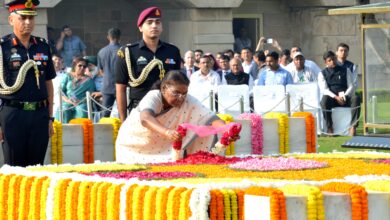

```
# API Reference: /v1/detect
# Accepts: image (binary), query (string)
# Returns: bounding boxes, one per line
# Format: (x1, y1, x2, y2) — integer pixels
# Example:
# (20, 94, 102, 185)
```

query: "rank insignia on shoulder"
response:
(39, 37, 47, 43)
(117, 49, 124, 59)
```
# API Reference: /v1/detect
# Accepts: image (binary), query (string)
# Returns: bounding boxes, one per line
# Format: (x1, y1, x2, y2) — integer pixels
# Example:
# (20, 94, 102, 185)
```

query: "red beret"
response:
(137, 7, 162, 27)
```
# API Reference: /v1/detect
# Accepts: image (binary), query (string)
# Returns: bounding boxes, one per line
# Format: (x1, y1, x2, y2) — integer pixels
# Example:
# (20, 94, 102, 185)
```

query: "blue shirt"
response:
(94, 75, 104, 92)
(97, 42, 120, 95)
(60, 36, 87, 67)
(257, 66, 294, 86)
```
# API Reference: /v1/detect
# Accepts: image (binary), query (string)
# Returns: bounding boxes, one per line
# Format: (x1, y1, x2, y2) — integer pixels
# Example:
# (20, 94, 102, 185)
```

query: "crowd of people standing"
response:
(49, 16, 361, 136)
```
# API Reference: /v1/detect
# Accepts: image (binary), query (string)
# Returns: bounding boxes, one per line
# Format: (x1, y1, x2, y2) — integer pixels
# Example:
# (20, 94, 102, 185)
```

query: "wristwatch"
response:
(49, 117, 55, 122)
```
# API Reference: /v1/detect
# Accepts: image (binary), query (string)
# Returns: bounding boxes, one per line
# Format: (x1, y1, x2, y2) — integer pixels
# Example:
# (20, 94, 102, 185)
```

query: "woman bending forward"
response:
(115, 70, 225, 163)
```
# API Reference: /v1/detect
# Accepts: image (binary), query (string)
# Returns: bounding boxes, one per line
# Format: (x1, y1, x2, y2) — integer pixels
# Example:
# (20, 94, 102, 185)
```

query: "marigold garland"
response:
(234, 190, 245, 220)
(90, 182, 104, 220)
(320, 182, 368, 220)
(51, 120, 63, 164)
(279, 184, 325, 220)
(40, 178, 51, 220)
(292, 112, 316, 153)
(155, 186, 174, 220)
(28, 176, 48, 220)
(209, 190, 218, 220)
(133, 185, 149, 220)
(98, 117, 121, 159)
(125, 184, 138, 220)
(107, 183, 124, 220)
(363, 180, 390, 192)
(54, 178, 72, 220)
(7, 175, 23, 220)
(221, 189, 232, 220)
(264, 112, 289, 154)
(69, 118, 94, 163)
(217, 113, 235, 155)
(245, 186, 287, 220)
(144, 186, 159, 220)
(229, 190, 238, 220)
(65, 181, 81, 220)
(216, 189, 225, 220)
(77, 181, 94, 220)
(96, 182, 112, 220)
(167, 187, 187, 220)
(238, 113, 263, 155)
(18, 176, 35, 220)
(0, 174, 14, 220)
(178, 188, 193, 220)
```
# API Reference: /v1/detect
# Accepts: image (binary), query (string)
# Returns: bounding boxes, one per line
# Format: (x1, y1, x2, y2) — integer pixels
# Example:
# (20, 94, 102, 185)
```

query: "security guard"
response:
(115, 6, 181, 122)
(0, 0, 56, 166)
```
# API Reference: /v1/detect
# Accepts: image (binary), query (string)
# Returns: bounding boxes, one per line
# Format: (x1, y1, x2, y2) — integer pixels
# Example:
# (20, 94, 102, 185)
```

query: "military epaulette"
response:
(36, 36, 47, 43)
(127, 43, 138, 48)
(31, 36, 47, 44)
(0, 35, 11, 45)
(117, 47, 125, 59)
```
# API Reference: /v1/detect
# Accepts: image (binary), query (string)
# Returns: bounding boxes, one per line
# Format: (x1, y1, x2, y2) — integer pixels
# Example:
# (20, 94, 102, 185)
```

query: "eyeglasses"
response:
(166, 87, 187, 99)
(77, 64, 87, 68)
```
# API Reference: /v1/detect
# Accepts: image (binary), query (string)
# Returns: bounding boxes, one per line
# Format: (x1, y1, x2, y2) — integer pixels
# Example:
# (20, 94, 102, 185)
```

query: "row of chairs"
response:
(189, 83, 320, 116)
(189, 83, 353, 135)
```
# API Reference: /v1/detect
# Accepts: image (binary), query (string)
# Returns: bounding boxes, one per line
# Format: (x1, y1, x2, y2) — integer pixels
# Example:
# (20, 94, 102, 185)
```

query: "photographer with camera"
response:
(255, 36, 282, 53)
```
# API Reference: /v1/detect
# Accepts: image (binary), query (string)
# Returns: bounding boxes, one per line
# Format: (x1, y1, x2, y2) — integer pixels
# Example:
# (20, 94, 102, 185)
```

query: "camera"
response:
(267, 38, 273, 44)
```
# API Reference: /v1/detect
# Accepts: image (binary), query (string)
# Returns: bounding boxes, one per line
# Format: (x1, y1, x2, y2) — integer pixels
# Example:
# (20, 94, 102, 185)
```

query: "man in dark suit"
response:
(181, 50, 199, 79)
(216, 55, 231, 84)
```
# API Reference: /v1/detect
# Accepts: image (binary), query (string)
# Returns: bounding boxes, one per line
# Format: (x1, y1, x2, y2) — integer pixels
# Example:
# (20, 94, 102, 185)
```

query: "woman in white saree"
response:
(116, 70, 225, 163)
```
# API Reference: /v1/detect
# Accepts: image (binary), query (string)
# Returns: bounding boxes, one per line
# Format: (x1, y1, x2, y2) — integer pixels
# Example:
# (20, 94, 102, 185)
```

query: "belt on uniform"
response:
(3, 99, 47, 111)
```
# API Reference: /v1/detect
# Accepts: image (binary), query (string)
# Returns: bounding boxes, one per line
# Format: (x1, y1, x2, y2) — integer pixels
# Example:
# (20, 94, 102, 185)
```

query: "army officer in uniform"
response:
(0, 0, 56, 166)
(115, 6, 181, 122)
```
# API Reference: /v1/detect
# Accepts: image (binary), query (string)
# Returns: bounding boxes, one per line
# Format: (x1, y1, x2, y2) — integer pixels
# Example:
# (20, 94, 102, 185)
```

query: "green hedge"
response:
(356, 89, 390, 103)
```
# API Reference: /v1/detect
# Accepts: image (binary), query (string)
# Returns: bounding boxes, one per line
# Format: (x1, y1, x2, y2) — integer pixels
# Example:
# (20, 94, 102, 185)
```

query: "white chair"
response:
(286, 83, 322, 134)
(188, 85, 214, 110)
(331, 107, 352, 136)
(286, 83, 320, 112)
(252, 85, 286, 115)
(217, 85, 250, 117)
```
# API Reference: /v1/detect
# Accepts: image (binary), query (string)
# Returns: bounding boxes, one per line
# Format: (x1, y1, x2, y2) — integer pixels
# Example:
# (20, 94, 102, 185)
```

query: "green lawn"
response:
(317, 109, 390, 152)
(318, 136, 355, 152)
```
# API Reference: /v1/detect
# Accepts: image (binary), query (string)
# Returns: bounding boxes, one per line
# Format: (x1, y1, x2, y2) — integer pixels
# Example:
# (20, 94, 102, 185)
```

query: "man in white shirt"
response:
(289, 52, 318, 83)
(286, 46, 321, 75)
(318, 51, 360, 136)
(336, 43, 362, 135)
(189, 55, 221, 92)
(241, 47, 258, 79)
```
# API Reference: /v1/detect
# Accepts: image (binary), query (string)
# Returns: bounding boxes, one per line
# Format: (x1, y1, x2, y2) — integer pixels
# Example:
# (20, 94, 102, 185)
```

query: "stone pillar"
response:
(191, 8, 235, 52)
(0, 0, 62, 38)
(168, 0, 243, 54)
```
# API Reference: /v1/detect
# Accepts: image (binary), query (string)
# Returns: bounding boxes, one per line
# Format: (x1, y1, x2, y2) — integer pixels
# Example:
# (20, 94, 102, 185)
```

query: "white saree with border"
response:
(116, 90, 217, 164)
